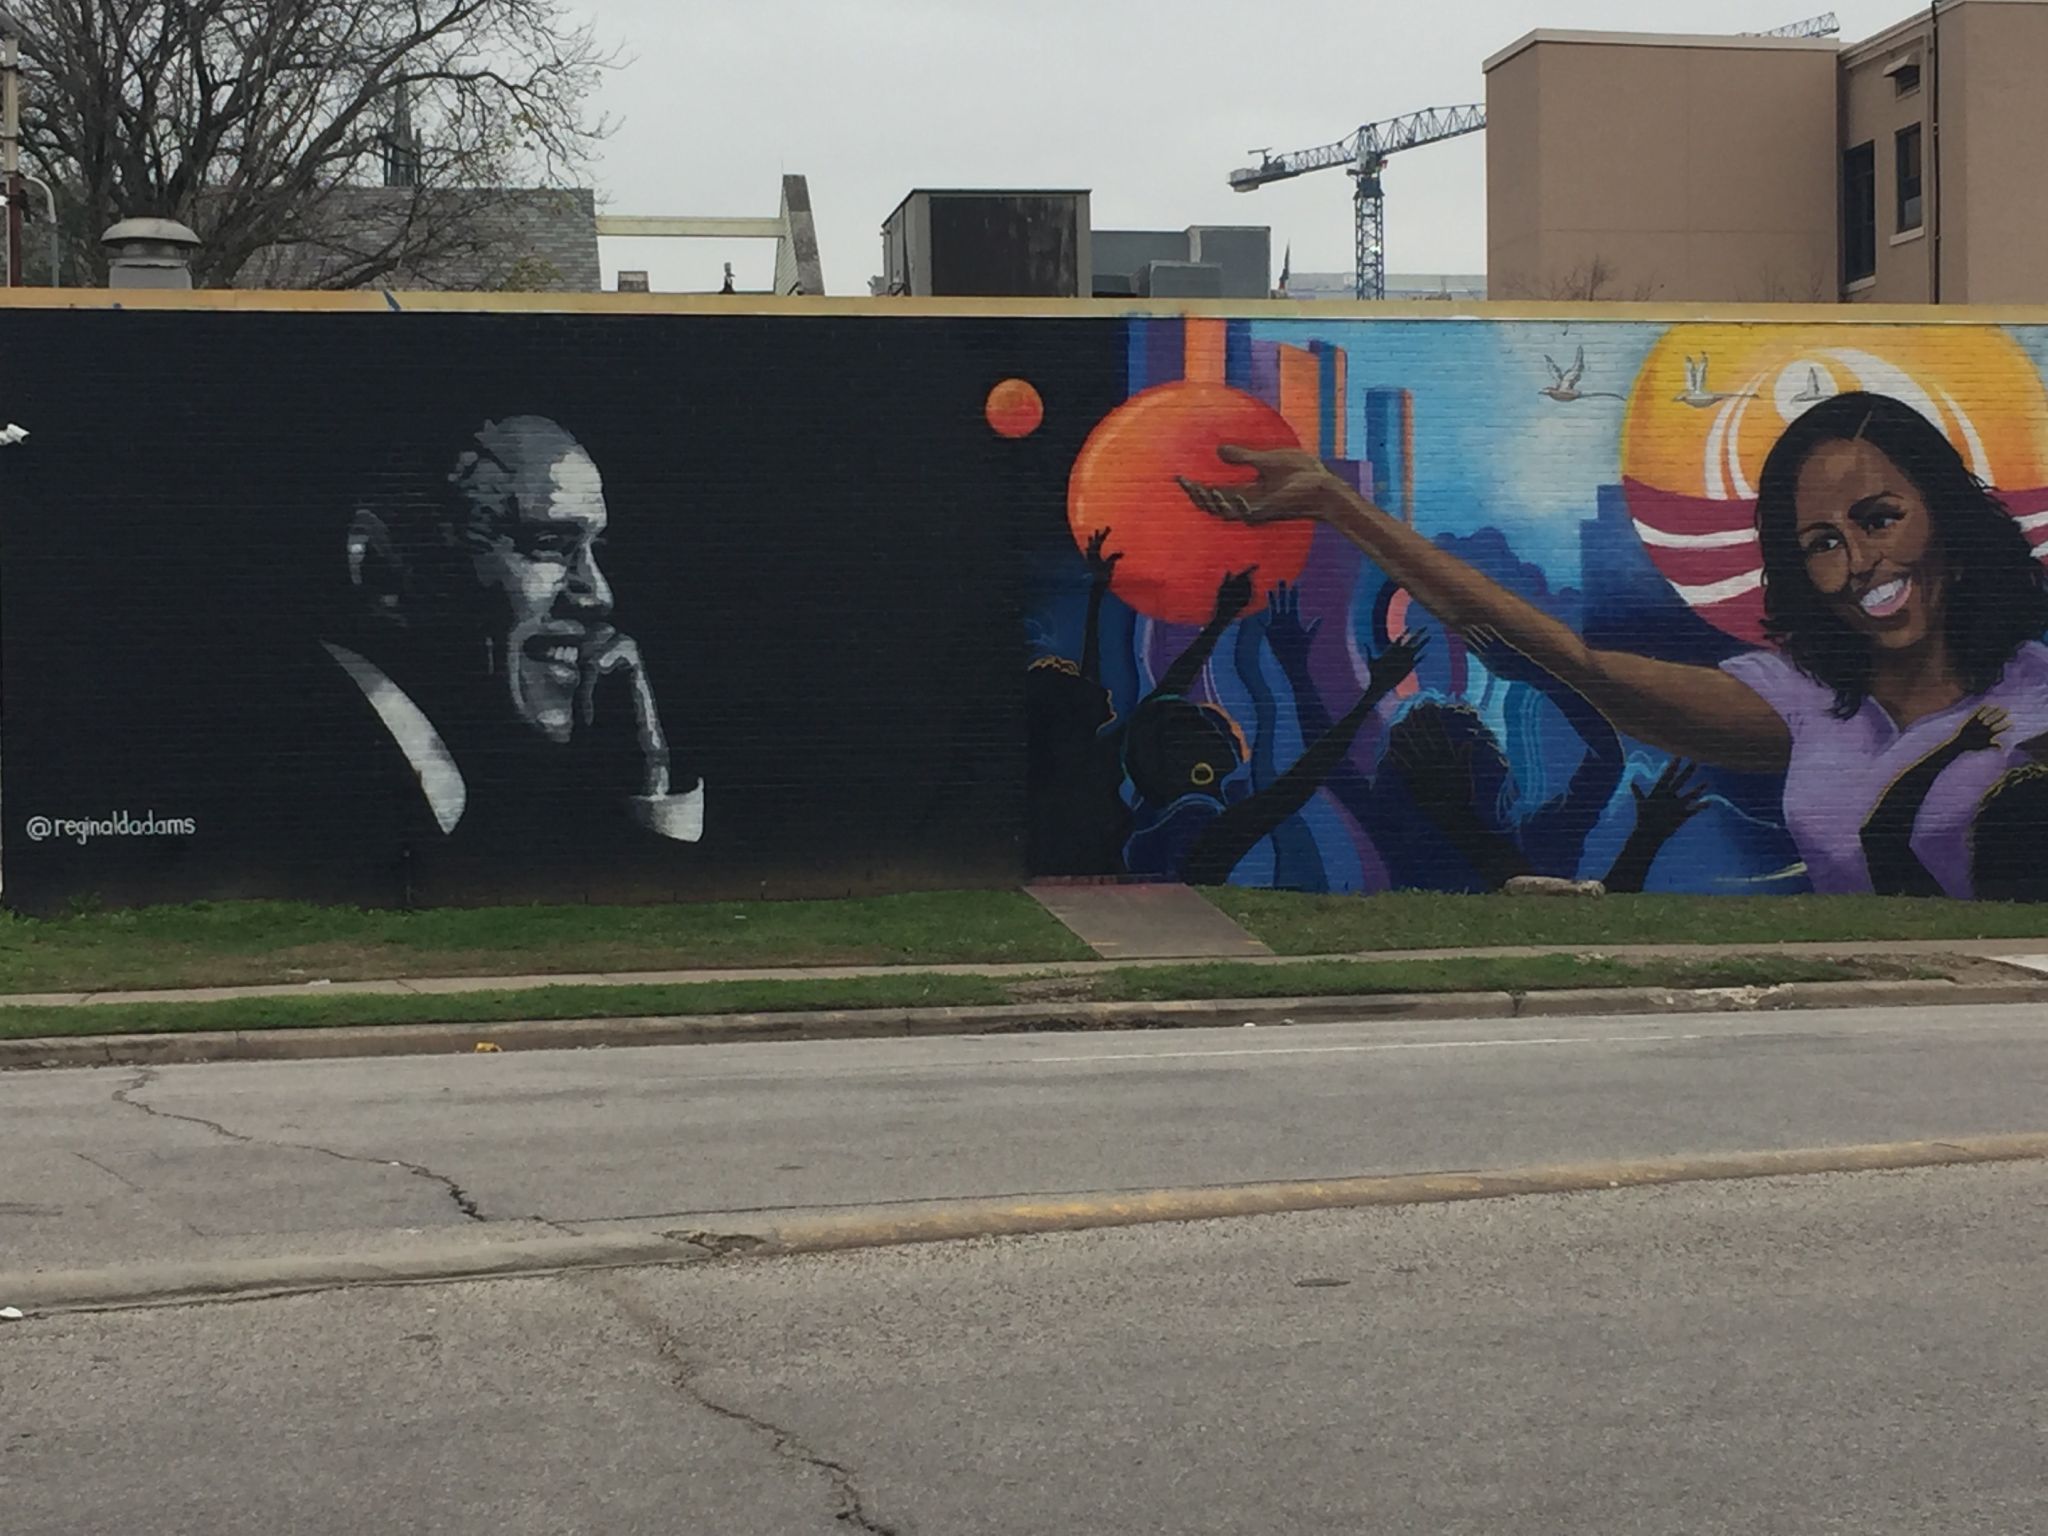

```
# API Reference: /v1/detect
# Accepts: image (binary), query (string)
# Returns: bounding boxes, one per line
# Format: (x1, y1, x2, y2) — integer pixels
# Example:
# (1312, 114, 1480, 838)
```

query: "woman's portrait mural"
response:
(1021, 316, 2048, 900)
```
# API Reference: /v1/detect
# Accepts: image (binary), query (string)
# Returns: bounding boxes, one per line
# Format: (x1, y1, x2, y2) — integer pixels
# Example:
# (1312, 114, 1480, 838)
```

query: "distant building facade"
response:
(872, 192, 1276, 299)
(1485, 0, 2048, 303)
(1092, 227, 1272, 299)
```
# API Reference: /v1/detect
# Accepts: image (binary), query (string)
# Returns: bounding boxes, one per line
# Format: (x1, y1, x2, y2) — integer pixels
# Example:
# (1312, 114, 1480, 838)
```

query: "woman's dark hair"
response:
(1754, 390, 2048, 717)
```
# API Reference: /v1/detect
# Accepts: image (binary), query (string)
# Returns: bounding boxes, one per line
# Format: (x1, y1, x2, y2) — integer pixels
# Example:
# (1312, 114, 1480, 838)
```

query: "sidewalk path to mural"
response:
(1024, 882, 1276, 959)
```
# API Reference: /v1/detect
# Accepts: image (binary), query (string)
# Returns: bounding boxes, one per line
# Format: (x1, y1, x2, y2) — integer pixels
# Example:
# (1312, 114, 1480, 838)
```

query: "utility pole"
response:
(2, 31, 20, 286)
(1929, 0, 1943, 304)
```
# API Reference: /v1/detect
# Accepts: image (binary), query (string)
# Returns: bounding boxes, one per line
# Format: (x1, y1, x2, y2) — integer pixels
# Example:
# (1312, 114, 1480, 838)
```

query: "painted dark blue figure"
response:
(1263, 588, 1706, 892)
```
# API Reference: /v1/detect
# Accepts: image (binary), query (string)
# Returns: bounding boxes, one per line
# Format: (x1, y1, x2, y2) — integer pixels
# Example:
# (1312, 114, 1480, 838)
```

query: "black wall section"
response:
(0, 309, 1123, 912)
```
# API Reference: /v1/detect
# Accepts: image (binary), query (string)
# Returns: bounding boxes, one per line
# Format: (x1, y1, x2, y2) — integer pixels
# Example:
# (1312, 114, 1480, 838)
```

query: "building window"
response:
(1897, 124, 1924, 232)
(1843, 141, 1877, 283)
(1893, 62, 1921, 95)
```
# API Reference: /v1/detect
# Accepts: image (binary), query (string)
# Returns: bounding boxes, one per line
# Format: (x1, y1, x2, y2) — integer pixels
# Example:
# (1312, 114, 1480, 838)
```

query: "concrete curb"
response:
(1, 976, 2044, 1071)
(1, 1231, 710, 1313)
(9, 1131, 2048, 1314)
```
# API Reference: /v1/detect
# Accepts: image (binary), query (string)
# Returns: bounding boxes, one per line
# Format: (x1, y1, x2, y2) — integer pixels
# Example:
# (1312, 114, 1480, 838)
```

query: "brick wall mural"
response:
(0, 306, 1114, 912)
(1021, 314, 2048, 901)
(3, 300, 2045, 909)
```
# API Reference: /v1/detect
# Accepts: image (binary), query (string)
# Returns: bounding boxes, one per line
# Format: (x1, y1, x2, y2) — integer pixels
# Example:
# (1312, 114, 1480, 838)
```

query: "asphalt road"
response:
(6, 1001, 2048, 1271)
(8, 1163, 2046, 1535)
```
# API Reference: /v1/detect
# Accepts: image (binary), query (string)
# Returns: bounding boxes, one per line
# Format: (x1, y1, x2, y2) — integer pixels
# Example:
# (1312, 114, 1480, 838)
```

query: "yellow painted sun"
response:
(1622, 324, 2048, 500)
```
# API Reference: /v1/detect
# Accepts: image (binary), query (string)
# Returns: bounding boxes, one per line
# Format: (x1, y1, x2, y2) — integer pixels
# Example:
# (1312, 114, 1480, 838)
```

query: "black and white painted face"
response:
(459, 432, 616, 743)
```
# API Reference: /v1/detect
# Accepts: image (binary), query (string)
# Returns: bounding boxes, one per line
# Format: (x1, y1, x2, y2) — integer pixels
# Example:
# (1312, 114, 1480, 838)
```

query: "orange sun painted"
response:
(986, 378, 1045, 439)
(1623, 324, 2048, 498)
(1619, 324, 2048, 643)
(1067, 381, 1314, 625)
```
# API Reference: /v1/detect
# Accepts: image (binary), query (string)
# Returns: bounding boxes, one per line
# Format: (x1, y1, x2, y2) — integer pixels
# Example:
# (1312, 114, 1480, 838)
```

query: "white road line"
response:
(1025, 1033, 1692, 1066)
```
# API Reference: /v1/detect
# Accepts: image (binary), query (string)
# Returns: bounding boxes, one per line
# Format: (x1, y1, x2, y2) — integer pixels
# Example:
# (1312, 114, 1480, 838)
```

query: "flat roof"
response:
(1484, 27, 1838, 73)
(884, 188, 1091, 223)
(1834, 0, 2047, 66)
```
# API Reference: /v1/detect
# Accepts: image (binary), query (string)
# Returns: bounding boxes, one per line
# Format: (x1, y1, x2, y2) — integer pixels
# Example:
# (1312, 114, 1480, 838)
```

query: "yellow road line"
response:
(11, 1134, 2048, 1314)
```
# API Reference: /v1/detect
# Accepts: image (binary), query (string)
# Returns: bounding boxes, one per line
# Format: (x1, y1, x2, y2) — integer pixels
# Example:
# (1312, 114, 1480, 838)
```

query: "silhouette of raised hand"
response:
(1954, 706, 2009, 755)
(1260, 581, 1321, 671)
(1464, 623, 1547, 687)
(1212, 565, 1258, 624)
(1084, 526, 1123, 582)
(1369, 629, 1429, 696)
(1630, 757, 1709, 844)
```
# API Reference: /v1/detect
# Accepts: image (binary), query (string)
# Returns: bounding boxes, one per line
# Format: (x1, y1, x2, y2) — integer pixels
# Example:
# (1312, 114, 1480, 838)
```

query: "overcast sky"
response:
(579, 0, 1918, 294)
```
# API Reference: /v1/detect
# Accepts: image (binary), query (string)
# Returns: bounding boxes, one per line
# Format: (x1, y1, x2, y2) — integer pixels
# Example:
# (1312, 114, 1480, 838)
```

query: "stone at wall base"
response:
(1503, 876, 1607, 898)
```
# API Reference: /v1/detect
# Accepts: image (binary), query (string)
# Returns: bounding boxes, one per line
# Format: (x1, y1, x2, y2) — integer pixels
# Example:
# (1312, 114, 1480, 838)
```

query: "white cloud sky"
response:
(576, 0, 1920, 294)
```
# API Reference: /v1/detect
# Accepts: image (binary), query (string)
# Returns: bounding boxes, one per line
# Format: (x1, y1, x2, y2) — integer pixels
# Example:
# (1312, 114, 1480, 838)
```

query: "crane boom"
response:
(1228, 104, 1486, 192)
(1743, 12, 1839, 39)
(1227, 104, 1486, 301)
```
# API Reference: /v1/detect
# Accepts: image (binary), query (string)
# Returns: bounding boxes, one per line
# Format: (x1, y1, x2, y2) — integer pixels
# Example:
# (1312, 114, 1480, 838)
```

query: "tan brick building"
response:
(1485, 0, 2048, 304)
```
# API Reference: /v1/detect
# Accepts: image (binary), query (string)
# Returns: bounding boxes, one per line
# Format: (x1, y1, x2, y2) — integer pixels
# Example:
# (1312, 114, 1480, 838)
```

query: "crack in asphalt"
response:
(73, 1149, 148, 1195)
(112, 1068, 487, 1223)
(589, 1273, 900, 1535)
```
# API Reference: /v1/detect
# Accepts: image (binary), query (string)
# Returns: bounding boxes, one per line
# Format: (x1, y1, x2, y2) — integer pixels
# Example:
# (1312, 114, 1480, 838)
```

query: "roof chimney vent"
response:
(101, 218, 201, 289)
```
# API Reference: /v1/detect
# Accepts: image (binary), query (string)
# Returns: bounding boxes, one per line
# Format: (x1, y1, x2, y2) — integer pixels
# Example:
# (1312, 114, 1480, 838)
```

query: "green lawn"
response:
(0, 891, 1090, 995)
(0, 953, 1926, 1042)
(0, 887, 2026, 1002)
(1206, 890, 2048, 956)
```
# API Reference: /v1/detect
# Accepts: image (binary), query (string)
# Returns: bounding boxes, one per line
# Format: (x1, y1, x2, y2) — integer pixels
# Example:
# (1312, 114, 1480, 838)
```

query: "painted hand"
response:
(1260, 581, 1321, 670)
(1463, 623, 1547, 687)
(1084, 526, 1123, 581)
(1954, 706, 2009, 755)
(578, 630, 672, 799)
(1630, 758, 1710, 843)
(1212, 565, 1259, 624)
(1176, 445, 1356, 526)
(1370, 629, 1429, 695)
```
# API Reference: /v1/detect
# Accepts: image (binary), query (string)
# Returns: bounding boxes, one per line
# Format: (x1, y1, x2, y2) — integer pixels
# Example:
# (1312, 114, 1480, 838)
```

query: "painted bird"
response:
(1675, 355, 1755, 409)
(1540, 346, 1623, 403)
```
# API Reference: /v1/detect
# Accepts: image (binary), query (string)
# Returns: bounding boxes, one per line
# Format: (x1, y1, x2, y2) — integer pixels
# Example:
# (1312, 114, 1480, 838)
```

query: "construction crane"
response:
(1229, 105, 1485, 301)
(1743, 12, 1840, 39)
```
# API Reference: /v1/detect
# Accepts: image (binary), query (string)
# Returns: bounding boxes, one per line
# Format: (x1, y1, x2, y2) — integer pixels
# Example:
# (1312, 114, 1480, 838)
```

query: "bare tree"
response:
(1747, 263, 1832, 303)
(1490, 256, 1663, 303)
(1541, 256, 1664, 303)
(8, 0, 614, 288)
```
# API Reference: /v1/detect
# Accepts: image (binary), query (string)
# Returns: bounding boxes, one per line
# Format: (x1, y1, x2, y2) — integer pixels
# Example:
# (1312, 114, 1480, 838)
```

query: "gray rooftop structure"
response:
(1093, 225, 1272, 298)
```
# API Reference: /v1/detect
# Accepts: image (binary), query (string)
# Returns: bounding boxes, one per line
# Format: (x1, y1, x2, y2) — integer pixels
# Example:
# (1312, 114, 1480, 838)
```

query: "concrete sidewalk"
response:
(5, 935, 2047, 1010)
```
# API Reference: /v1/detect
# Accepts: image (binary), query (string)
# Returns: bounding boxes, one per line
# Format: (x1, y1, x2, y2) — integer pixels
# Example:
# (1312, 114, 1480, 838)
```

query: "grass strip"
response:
(1207, 890, 2048, 956)
(0, 973, 1018, 1040)
(0, 954, 1930, 1042)
(0, 890, 1091, 993)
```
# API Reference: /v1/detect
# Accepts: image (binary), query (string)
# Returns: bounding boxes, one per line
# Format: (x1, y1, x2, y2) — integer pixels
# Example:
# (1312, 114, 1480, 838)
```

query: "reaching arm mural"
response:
(1021, 314, 2048, 902)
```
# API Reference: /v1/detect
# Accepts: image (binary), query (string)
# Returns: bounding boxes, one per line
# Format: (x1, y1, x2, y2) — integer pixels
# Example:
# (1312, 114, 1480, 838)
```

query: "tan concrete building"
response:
(1485, 0, 2048, 304)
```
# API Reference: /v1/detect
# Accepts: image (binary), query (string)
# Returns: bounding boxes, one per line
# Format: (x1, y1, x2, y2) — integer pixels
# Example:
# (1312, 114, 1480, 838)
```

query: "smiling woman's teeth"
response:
(535, 644, 579, 667)
(1860, 577, 1911, 617)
